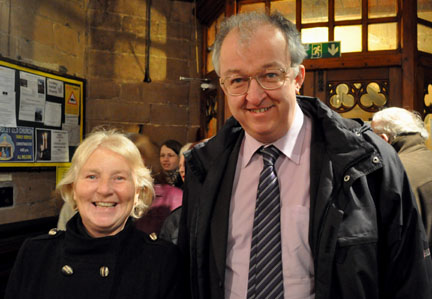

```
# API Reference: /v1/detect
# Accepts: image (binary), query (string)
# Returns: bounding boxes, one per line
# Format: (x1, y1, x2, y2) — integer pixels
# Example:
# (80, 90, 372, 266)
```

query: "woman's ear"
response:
(134, 187, 142, 205)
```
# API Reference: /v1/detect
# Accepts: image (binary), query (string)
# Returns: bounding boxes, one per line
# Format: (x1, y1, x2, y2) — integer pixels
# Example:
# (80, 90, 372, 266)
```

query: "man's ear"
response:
(295, 65, 305, 94)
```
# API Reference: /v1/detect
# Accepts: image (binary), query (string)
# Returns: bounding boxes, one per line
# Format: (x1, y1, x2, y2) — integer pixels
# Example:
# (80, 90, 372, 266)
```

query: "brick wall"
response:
(0, 0, 202, 225)
(86, 0, 202, 144)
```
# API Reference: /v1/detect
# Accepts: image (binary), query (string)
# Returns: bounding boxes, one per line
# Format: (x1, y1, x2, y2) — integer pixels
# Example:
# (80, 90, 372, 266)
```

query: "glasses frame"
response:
(219, 67, 294, 96)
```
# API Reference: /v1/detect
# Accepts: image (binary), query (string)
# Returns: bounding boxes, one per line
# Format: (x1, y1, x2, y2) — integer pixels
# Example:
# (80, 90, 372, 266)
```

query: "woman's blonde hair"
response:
(56, 129, 154, 218)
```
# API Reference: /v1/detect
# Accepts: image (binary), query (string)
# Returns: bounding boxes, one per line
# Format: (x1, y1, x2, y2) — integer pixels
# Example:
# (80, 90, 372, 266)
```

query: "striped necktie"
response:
(247, 145, 284, 299)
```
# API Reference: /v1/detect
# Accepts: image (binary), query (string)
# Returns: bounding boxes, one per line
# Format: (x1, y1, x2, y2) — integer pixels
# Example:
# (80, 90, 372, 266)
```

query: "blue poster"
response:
(0, 126, 34, 162)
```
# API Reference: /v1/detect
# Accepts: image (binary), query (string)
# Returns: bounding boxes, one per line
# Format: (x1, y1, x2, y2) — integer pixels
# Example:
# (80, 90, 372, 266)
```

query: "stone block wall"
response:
(0, 0, 202, 225)
(86, 0, 202, 145)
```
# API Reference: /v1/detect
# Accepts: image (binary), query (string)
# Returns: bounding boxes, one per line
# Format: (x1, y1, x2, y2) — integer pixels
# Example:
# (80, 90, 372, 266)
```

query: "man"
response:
(178, 12, 432, 299)
(372, 107, 432, 248)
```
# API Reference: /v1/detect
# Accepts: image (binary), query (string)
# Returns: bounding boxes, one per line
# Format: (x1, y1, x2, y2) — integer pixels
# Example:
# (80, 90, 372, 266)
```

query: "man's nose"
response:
(245, 78, 266, 106)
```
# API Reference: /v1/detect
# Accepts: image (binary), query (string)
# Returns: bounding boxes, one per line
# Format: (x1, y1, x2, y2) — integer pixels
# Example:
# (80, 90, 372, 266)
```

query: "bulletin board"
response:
(0, 57, 85, 167)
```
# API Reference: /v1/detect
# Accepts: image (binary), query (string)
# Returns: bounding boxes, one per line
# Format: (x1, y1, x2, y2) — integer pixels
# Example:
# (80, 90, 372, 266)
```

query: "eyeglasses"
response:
(219, 68, 293, 96)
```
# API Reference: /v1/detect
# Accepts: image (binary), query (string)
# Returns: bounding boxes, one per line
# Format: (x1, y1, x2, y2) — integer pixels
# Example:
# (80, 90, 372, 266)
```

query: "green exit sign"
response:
(305, 41, 341, 59)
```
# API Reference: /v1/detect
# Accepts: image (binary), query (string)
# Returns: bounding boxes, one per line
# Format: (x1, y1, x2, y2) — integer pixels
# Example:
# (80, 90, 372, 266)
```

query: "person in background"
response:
(178, 142, 193, 182)
(159, 142, 194, 244)
(57, 198, 76, 230)
(160, 139, 183, 188)
(372, 107, 432, 248)
(178, 11, 432, 299)
(130, 133, 183, 235)
(6, 129, 184, 299)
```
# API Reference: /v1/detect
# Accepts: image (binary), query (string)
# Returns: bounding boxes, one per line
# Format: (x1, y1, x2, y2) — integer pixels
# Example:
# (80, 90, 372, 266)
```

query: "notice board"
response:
(0, 57, 85, 167)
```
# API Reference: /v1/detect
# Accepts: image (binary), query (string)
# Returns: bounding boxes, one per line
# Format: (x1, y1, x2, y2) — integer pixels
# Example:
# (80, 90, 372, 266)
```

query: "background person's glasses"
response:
(219, 68, 293, 96)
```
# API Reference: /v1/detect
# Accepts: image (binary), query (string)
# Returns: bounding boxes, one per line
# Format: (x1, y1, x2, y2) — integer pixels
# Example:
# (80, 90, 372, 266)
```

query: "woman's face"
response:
(73, 147, 138, 238)
(179, 154, 185, 182)
(160, 145, 179, 171)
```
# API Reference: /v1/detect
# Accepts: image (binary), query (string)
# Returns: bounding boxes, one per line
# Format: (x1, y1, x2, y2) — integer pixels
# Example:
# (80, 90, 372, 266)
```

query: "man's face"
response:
(219, 25, 305, 144)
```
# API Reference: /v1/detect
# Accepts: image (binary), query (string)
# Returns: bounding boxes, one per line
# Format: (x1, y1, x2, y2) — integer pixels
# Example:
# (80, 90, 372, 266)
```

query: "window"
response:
(270, 0, 296, 23)
(418, 0, 432, 54)
(335, 25, 363, 52)
(335, 0, 362, 21)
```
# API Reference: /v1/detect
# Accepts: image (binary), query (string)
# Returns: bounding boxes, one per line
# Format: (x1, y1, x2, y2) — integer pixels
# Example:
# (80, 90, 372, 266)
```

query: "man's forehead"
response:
(219, 26, 290, 76)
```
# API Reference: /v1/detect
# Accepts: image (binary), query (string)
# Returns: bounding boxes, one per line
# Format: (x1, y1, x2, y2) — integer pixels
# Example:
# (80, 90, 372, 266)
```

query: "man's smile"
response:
(247, 105, 275, 113)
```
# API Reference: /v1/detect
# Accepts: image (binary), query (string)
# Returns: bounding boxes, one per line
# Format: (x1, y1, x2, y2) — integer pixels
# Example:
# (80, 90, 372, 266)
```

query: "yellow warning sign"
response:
(65, 84, 80, 115)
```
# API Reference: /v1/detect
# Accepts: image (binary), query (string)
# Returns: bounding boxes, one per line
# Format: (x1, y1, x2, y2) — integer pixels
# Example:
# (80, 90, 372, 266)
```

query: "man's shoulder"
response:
(186, 117, 244, 170)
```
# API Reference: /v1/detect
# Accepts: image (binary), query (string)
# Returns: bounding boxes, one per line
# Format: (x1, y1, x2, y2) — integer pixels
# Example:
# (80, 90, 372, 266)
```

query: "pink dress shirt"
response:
(225, 103, 314, 299)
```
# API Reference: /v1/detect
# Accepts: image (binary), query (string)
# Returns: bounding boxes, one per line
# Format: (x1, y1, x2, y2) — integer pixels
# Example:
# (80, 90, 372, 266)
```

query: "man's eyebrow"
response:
(262, 62, 284, 69)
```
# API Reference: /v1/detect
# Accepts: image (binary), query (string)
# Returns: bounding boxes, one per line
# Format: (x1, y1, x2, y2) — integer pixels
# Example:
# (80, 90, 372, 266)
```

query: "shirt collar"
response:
(242, 102, 306, 167)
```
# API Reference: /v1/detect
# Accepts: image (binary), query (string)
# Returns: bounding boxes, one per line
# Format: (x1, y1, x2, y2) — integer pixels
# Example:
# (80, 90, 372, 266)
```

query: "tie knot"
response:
(259, 145, 280, 166)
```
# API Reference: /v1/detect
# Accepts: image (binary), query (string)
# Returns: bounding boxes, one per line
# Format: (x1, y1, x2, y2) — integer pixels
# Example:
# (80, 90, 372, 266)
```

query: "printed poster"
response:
(0, 66, 15, 93)
(36, 129, 69, 162)
(0, 126, 34, 162)
(19, 71, 46, 123)
(0, 91, 17, 127)
(47, 78, 64, 98)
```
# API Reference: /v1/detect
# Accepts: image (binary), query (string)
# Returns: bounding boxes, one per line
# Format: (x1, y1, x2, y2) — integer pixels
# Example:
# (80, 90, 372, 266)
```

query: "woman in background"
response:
(130, 134, 183, 235)
(6, 130, 184, 299)
(159, 139, 183, 188)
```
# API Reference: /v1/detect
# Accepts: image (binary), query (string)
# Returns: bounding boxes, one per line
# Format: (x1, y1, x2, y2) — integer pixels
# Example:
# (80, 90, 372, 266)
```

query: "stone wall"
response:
(86, 0, 202, 143)
(0, 0, 202, 225)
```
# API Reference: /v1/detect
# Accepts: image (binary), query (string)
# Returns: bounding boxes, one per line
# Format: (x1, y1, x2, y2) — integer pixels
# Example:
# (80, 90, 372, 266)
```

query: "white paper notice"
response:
(62, 122, 80, 146)
(64, 114, 79, 125)
(47, 78, 64, 97)
(0, 91, 17, 127)
(51, 130, 69, 162)
(0, 66, 15, 92)
(19, 72, 46, 122)
(44, 101, 62, 127)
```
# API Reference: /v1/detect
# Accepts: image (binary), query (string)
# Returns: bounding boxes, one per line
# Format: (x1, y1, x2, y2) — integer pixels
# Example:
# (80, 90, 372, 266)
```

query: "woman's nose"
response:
(97, 178, 113, 194)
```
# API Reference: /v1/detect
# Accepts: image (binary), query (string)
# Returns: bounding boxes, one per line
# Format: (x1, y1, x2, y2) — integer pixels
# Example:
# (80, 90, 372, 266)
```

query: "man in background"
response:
(372, 107, 432, 248)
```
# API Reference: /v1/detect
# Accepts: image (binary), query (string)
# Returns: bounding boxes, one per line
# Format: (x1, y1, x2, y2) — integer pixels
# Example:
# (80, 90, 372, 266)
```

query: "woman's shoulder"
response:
(26, 228, 65, 245)
(14, 228, 65, 265)
(130, 227, 180, 254)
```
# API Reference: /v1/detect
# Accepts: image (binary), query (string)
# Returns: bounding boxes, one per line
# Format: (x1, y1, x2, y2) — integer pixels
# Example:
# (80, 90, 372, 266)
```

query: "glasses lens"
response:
(226, 76, 249, 95)
(257, 69, 285, 89)
(222, 69, 288, 95)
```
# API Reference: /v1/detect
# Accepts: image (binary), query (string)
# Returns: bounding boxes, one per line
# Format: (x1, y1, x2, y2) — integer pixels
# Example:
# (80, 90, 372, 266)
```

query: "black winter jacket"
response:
(6, 213, 185, 299)
(178, 96, 432, 299)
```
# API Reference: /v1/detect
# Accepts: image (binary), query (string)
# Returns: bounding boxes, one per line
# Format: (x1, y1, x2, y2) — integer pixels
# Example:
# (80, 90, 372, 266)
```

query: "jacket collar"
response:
(391, 133, 427, 153)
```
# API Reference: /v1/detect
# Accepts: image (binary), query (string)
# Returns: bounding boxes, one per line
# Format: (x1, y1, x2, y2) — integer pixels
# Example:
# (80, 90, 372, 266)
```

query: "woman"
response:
(159, 142, 192, 244)
(159, 139, 183, 188)
(128, 133, 183, 235)
(6, 130, 184, 299)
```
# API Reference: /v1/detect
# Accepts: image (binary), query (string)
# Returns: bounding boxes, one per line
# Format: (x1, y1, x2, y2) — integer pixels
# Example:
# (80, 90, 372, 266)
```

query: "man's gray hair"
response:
(212, 11, 307, 75)
(372, 107, 429, 141)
